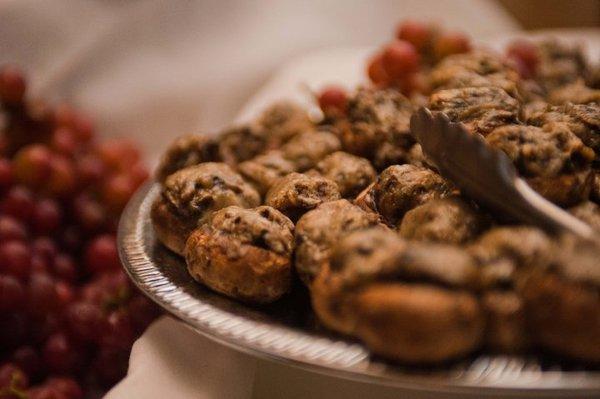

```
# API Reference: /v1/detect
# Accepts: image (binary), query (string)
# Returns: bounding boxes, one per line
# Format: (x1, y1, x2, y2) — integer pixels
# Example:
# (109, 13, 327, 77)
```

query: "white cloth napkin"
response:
(106, 316, 480, 399)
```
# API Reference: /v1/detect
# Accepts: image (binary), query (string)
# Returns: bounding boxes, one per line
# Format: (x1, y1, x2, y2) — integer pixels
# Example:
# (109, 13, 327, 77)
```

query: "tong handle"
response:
(410, 107, 594, 239)
(513, 179, 594, 239)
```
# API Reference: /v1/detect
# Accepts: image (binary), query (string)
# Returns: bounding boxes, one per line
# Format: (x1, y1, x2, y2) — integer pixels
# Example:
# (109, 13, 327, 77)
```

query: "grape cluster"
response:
(366, 20, 471, 95)
(0, 65, 160, 398)
(505, 40, 540, 79)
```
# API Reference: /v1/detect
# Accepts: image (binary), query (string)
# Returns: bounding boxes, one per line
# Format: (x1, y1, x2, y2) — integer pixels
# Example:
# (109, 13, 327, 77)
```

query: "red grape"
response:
(43, 155, 76, 197)
(0, 158, 13, 191)
(0, 67, 154, 398)
(54, 103, 76, 127)
(81, 271, 130, 306)
(1, 186, 35, 222)
(130, 162, 149, 186)
(55, 281, 75, 308)
(92, 346, 128, 386)
(0, 65, 26, 104)
(66, 302, 104, 342)
(28, 385, 67, 399)
(84, 235, 120, 274)
(0, 275, 25, 311)
(0, 313, 28, 350)
(507, 39, 539, 78)
(507, 56, 528, 79)
(71, 114, 94, 143)
(97, 139, 140, 171)
(382, 40, 420, 79)
(395, 72, 428, 96)
(29, 314, 61, 346)
(0, 216, 27, 242)
(12, 144, 52, 189)
(396, 20, 433, 50)
(59, 227, 83, 253)
(0, 363, 28, 390)
(52, 254, 77, 283)
(76, 155, 106, 186)
(42, 333, 79, 374)
(32, 199, 62, 235)
(102, 173, 136, 214)
(128, 296, 159, 332)
(367, 53, 390, 86)
(0, 241, 32, 280)
(46, 377, 83, 399)
(27, 273, 58, 316)
(51, 128, 78, 156)
(11, 346, 42, 378)
(32, 237, 58, 269)
(317, 86, 347, 115)
(72, 194, 106, 233)
(102, 310, 135, 349)
(0, 136, 8, 156)
(31, 237, 58, 264)
(434, 31, 471, 60)
(31, 255, 50, 274)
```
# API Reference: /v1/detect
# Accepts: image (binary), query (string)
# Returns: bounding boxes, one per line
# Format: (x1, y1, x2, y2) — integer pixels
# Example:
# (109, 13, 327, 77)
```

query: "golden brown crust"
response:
(152, 163, 261, 255)
(332, 87, 414, 161)
(569, 201, 600, 231)
(520, 271, 600, 362)
(313, 151, 376, 198)
(535, 40, 588, 92)
(353, 283, 484, 363)
(469, 226, 553, 290)
(353, 182, 378, 214)
(399, 197, 488, 244)
(428, 86, 519, 136)
(428, 50, 520, 97)
(218, 125, 269, 166)
(525, 103, 600, 156)
(280, 130, 341, 172)
(265, 172, 341, 221)
(486, 123, 594, 206)
(312, 228, 483, 363)
(482, 291, 529, 353)
(591, 172, 600, 204)
(526, 168, 592, 207)
(238, 150, 297, 196)
(155, 134, 219, 182)
(548, 79, 600, 105)
(294, 200, 380, 285)
(186, 231, 291, 303)
(150, 196, 192, 255)
(256, 101, 314, 147)
(373, 164, 453, 226)
(185, 206, 294, 303)
(311, 263, 358, 335)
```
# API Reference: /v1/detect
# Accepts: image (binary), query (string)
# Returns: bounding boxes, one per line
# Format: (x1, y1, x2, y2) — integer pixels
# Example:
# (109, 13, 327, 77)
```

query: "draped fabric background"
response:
(0, 0, 518, 161)
(0, 1, 525, 397)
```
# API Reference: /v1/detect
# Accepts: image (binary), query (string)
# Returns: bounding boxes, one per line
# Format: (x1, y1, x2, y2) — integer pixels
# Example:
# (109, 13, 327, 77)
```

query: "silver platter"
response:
(118, 182, 600, 397)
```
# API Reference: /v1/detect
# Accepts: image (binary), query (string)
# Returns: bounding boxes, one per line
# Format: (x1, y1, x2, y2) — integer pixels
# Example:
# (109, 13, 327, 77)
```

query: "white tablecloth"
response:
(106, 316, 478, 399)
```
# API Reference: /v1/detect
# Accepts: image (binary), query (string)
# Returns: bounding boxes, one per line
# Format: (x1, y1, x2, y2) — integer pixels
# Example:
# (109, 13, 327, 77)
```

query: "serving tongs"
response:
(410, 107, 594, 239)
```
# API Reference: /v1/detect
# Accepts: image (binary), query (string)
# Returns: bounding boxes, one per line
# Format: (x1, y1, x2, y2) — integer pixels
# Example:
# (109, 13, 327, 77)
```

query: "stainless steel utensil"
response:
(409, 107, 594, 239)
